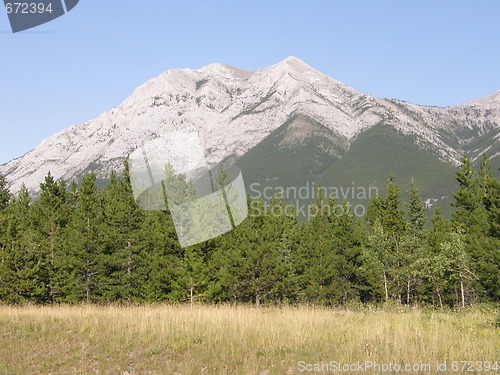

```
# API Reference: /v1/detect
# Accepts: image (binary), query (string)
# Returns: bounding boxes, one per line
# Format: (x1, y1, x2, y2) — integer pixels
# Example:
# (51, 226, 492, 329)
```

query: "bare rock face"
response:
(1, 57, 498, 194)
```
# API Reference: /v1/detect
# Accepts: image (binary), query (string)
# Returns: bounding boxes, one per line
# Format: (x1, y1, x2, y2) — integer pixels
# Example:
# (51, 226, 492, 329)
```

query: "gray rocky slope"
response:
(1, 57, 498, 193)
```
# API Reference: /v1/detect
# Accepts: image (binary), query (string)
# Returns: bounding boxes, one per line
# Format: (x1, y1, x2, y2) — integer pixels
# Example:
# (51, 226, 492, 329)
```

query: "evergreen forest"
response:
(0, 154, 498, 308)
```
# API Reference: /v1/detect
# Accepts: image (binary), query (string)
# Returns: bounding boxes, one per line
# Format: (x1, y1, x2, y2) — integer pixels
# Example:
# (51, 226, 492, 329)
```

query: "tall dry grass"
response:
(0, 304, 498, 374)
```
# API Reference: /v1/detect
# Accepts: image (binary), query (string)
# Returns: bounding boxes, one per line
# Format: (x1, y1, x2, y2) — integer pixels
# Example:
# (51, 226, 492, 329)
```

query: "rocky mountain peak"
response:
(0, 58, 498, 194)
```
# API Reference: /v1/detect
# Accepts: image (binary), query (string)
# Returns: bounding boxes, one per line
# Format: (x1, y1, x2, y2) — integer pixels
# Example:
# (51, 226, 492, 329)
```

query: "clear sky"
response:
(1, 0, 499, 165)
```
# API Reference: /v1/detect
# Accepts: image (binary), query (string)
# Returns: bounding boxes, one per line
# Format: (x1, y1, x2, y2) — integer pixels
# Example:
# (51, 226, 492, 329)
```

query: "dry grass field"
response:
(0, 304, 498, 374)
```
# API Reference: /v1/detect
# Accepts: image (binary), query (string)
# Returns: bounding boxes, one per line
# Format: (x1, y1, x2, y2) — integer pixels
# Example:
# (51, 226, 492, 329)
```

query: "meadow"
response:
(0, 304, 498, 374)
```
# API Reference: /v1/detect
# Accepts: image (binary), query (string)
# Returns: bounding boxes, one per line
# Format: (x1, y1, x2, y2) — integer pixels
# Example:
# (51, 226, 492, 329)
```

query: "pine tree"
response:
(0, 173, 10, 211)
(0, 186, 29, 302)
(428, 207, 450, 252)
(0, 185, 51, 303)
(452, 153, 499, 302)
(478, 153, 500, 238)
(401, 179, 428, 305)
(141, 209, 184, 302)
(297, 190, 340, 304)
(182, 245, 208, 304)
(210, 196, 298, 306)
(405, 178, 427, 235)
(469, 234, 500, 302)
(452, 153, 487, 233)
(31, 173, 71, 302)
(330, 201, 368, 303)
(101, 166, 146, 303)
(366, 173, 406, 302)
(383, 173, 407, 236)
(212, 164, 235, 227)
(65, 173, 106, 303)
(367, 173, 406, 239)
(0, 174, 10, 282)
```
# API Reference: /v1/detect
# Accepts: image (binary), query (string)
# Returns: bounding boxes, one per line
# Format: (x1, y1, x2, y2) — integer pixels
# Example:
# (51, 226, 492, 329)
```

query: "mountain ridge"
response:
(1, 57, 498, 194)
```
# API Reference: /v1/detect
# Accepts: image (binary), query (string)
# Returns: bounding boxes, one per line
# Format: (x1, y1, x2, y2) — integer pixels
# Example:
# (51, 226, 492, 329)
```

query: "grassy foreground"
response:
(0, 304, 498, 374)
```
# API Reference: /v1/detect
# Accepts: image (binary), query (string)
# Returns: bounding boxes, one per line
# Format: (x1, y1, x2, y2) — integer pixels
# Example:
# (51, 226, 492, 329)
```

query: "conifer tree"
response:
(400, 179, 428, 305)
(452, 154, 498, 302)
(366, 173, 406, 302)
(478, 153, 500, 238)
(452, 153, 487, 233)
(65, 173, 106, 302)
(330, 201, 368, 303)
(405, 178, 427, 235)
(101, 163, 146, 303)
(211, 195, 297, 305)
(428, 207, 450, 252)
(383, 173, 407, 236)
(0, 185, 29, 302)
(182, 245, 209, 304)
(0, 185, 52, 303)
(0, 173, 10, 211)
(0, 174, 10, 278)
(297, 190, 340, 303)
(31, 173, 71, 302)
(141, 209, 184, 302)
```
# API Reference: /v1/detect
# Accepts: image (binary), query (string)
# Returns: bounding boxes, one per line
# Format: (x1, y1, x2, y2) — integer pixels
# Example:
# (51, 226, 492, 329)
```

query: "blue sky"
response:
(1, 0, 499, 164)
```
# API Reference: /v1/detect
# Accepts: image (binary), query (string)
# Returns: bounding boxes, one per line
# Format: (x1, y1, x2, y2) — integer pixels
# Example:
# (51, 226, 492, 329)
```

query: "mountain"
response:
(1, 57, 499, 215)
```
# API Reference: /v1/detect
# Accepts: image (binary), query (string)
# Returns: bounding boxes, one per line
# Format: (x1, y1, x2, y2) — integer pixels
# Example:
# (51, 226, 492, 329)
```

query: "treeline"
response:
(0, 154, 498, 307)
